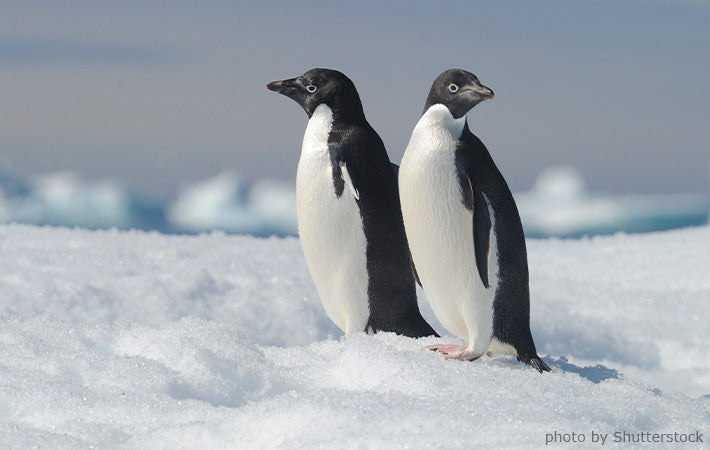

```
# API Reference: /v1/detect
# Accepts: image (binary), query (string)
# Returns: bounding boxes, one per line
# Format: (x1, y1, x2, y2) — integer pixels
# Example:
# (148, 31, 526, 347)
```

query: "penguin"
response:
(267, 68, 437, 338)
(398, 69, 550, 372)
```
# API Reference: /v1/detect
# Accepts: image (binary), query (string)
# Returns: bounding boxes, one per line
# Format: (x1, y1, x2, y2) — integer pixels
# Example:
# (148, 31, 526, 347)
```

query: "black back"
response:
(268, 68, 437, 338)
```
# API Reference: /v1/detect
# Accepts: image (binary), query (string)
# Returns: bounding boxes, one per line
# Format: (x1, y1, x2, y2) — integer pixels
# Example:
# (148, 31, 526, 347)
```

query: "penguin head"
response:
(422, 69, 494, 119)
(267, 68, 364, 119)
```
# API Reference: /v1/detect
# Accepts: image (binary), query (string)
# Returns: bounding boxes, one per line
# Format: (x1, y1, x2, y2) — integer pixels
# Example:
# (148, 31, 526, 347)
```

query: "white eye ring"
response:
(306, 85, 317, 93)
(448, 83, 459, 93)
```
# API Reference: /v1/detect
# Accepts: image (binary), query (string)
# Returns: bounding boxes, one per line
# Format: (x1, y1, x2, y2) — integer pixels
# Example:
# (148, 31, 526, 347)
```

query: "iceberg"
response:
(516, 166, 708, 237)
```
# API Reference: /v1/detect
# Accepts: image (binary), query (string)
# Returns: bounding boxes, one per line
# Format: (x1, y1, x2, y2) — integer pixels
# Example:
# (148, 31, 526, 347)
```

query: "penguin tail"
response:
(518, 354, 551, 373)
(366, 315, 439, 338)
(407, 322, 439, 338)
(400, 313, 439, 338)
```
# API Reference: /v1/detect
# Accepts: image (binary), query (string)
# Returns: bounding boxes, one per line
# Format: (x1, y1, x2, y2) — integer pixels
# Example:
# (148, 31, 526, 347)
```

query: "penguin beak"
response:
(461, 82, 494, 109)
(267, 77, 298, 94)
(466, 83, 494, 101)
(267, 76, 314, 115)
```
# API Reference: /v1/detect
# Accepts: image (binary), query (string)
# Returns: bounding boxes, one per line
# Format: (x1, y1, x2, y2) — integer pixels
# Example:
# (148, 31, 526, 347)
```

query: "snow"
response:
(0, 224, 708, 448)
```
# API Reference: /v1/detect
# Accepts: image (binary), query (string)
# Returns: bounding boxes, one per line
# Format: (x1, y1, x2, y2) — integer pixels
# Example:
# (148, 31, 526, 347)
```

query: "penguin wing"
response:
(466, 177, 492, 289)
(338, 161, 360, 200)
(410, 252, 422, 287)
(328, 127, 371, 201)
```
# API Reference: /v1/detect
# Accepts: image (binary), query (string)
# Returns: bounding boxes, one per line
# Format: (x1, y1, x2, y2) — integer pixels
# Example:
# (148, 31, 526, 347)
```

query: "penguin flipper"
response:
(469, 179, 492, 289)
(411, 257, 422, 288)
(339, 161, 360, 200)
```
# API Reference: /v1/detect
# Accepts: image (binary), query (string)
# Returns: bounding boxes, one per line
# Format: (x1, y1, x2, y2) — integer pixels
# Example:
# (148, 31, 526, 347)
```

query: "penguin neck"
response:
(326, 97, 368, 127)
(416, 104, 466, 139)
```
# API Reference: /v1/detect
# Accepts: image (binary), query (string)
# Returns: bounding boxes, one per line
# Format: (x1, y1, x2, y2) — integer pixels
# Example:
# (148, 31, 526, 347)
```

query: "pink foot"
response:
(428, 344, 466, 354)
(427, 344, 483, 361)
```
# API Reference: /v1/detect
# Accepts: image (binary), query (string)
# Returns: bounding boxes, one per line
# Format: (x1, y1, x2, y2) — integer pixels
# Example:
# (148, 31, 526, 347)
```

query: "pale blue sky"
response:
(1, 1, 708, 198)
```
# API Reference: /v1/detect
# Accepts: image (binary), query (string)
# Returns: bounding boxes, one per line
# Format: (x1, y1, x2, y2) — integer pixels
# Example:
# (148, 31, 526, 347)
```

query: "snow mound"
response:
(0, 226, 336, 346)
(0, 224, 708, 447)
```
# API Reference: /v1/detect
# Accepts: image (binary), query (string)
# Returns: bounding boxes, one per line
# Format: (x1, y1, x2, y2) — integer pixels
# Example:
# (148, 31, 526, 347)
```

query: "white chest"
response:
(399, 105, 498, 348)
(296, 104, 370, 333)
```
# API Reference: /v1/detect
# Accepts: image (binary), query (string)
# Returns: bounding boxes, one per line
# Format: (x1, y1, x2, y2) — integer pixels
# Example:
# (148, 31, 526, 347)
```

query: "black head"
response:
(422, 69, 494, 119)
(267, 68, 364, 120)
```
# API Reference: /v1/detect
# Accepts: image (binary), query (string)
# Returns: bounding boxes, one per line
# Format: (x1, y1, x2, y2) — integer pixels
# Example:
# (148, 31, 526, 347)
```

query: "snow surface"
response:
(1, 224, 708, 448)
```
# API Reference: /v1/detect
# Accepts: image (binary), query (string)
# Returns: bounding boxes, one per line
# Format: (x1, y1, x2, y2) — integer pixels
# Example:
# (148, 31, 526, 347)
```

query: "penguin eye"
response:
(448, 84, 459, 93)
(306, 85, 317, 93)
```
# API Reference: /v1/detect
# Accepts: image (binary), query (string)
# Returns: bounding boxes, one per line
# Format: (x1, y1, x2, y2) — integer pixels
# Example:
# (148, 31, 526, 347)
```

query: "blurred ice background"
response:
(2, 2, 708, 239)
(517, 166, 708, 238)
(1, 165, 705, 238)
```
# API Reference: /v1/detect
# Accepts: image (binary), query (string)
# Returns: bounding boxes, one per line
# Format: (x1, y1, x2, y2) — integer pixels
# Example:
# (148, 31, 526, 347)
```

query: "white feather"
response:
(399, 104, 500, 356)
(297, 104, 369, 333)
